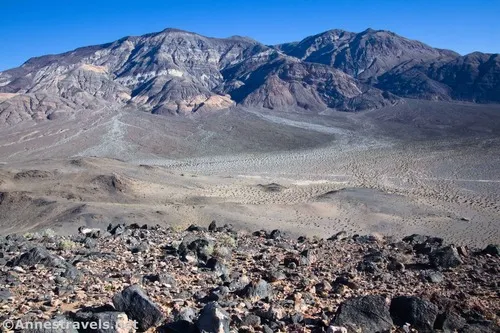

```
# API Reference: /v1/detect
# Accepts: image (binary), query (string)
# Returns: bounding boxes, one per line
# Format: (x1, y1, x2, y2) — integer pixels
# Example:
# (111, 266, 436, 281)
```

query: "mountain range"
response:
(0, 27, 499, 125)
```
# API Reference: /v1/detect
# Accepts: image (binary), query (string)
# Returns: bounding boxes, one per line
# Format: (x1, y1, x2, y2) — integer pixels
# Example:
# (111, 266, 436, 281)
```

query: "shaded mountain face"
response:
(277, 29, 500, 103)
(275, 29, 459, 81)
(0, 27, 498, 125)
(223, 57, 397, 111)
(376, 52, 500, 102)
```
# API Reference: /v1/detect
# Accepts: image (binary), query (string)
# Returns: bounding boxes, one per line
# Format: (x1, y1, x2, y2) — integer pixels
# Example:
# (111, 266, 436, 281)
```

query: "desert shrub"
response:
(218, 234, 237, 248)
(41, 228, 56, 238)
(57, 239, 77, 251)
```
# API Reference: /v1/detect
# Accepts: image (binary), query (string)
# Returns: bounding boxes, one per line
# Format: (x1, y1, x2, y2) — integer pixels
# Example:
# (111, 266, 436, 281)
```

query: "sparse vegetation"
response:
(218, 234, 237, 248)
(41, 229, 56, 238)
(57, 239, 76, 251)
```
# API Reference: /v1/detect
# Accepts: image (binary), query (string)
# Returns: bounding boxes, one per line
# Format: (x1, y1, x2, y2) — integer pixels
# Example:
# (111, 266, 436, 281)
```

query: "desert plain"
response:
(0, 99, 499, 246)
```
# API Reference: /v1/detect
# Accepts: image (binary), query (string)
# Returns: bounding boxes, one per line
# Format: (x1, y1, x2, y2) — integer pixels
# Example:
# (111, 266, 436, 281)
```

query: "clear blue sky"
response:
(1, 0, 499, 71)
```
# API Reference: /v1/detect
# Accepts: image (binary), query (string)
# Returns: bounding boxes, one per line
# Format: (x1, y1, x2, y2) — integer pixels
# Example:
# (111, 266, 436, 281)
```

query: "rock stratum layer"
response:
(0, 28, 499, 125)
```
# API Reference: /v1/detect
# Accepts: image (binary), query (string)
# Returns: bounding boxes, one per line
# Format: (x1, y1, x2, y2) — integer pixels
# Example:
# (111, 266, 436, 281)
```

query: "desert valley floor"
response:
(0, 100, 499, 246)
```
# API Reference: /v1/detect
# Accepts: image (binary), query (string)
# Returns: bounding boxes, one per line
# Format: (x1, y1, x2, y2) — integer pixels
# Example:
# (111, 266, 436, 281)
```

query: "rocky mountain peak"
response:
(0, 27, 498, 126)
(277, 28, 460, 81)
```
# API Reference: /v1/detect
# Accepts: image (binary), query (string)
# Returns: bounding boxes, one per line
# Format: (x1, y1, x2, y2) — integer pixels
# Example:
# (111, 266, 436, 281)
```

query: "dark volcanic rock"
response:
(205, 257, 228, 277)
(196, 302, 230, 333)
(71, 310, 133, 333)
(186, 224, 207, 232)
(264, 269, 286, 282)
(112, 285, 164, 331)
(174, 307, 197, 323)
(240, 279, 273, 301)
(0, 288, 12, 302)
(482, 244, 499, 256)
(429, 246, 463, 269)
(158, 320, 198, 333)
(1, 225, 498, 333)
(422, 270, 444, 284)
(142, 273, 177, 287)
(178, 236, 214, 263)
(328, 231, 348, 241)
(459, 321, 499, 333)
(434, 310, 467, 332)
(332, 295, 393, 332)
(403, 234, 444, 254)
(61, 265, 83, 283)
(9, 247, 65, 268)
(390, 296, 438, 332)
(241, 313, 261, 327)
(284, 256, 300, 269)
(108, 224, 126, 236)
(356, 260, 381, 274)
(299, 249, 315, 266)
(403, 234, 432, 245)
(208, 220, 217, 232)
(130, 242, 149, 254)
(268, 229, 282, 240)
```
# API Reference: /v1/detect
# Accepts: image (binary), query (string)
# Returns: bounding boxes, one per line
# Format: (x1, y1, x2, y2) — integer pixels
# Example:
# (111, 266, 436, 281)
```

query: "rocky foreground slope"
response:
(0, 222, 498, 333)
(1, 28, 499, 125)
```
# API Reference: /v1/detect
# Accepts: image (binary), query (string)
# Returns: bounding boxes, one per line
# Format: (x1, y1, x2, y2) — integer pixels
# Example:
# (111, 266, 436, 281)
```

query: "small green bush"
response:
(57, 240, 76, 251)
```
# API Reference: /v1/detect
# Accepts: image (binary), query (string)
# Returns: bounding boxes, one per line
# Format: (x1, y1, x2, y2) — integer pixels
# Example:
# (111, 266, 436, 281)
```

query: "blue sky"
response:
(1, 0, 499, 71)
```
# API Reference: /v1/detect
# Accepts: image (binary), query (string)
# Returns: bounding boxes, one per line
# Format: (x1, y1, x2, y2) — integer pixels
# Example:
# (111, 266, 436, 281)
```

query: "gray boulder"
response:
(240, 279, 273, 301)
(71, 311, 134, 333)
(390, 296, 438, 333)
(422, 271, 444, 284)
(205, 257, 228, 277)
(332, 295, 393, 333)
(434, 310, 467, 333)
(482, 244, 499, 256)
(174, 307, 197, 323)
(429, 246, 462, 268)
(158, 321, 198, 333)
(196, 302, 230, 333)
(178, 236, 214, 263)
(9, 247, 65, 268)
(112, 285, 164, 331)
(61, 265, 83, 282)
(0, 288, 12, 302)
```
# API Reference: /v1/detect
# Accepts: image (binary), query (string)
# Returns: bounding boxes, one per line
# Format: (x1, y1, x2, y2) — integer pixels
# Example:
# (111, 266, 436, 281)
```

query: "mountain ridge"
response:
(0, 27, 499, 126)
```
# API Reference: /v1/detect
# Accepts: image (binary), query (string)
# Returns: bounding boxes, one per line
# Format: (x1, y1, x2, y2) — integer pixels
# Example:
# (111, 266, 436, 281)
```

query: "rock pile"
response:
(0, 222, 498, 332)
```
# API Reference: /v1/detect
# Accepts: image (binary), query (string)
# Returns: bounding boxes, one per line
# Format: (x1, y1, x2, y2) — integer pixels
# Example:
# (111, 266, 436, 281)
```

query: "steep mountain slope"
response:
(0, 29, 263, 118)
(275, 28, 459, 81)
(276, 28, 500, 103)
(223, 57, 396, 111)
(429, 52, 500, 102)
(377, 52, 500, 102)
(0, 29, 397, 125)
(0, 27, 499, 127)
